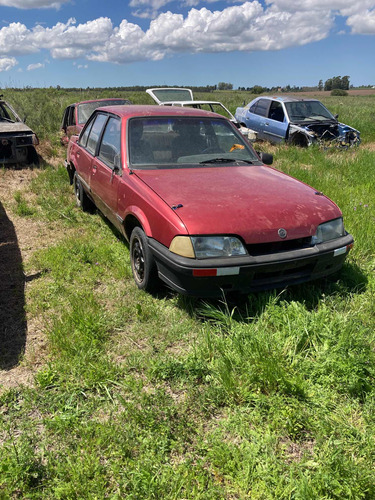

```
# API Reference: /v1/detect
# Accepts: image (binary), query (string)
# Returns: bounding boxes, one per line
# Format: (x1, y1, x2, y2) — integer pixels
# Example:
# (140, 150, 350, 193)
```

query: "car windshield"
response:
(77, 100, 130, 124)
(285, 101, 335, 123)
(128, 117, 259, 169)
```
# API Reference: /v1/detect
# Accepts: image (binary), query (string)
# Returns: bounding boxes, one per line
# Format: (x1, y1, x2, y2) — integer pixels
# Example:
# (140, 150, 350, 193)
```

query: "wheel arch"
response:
(123, 209, 152, 242)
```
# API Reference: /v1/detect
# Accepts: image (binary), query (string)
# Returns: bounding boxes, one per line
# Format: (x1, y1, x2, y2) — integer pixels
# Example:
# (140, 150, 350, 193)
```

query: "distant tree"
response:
(251, 85, 265, 94)
(341, 75, 350, 90)
(218, 82, 233, 90)
(324, 78, 333, 91)
(324, 76, 350, 91)
(318, 79, 323, 91)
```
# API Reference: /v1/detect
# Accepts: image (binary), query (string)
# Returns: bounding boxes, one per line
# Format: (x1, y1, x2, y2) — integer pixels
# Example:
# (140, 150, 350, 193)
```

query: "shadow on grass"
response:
(0, 200, 26, 370)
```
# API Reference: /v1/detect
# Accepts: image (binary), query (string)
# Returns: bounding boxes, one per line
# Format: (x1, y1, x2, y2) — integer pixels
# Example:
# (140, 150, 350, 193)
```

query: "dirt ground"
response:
(0, 146, 65, 392)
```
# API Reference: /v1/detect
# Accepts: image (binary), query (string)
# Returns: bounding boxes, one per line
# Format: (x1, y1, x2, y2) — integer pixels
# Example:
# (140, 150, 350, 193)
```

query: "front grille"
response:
(246, 236, 312, 256)
(15, 135, 33, 146)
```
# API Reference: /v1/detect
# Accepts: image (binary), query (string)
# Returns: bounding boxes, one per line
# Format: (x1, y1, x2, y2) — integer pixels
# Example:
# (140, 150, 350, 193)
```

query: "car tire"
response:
(130, 227, 159, 292)
(73, 171, 94, 212)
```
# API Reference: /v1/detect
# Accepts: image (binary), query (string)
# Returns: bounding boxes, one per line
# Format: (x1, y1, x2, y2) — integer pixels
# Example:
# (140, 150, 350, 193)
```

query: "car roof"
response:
(256, 96, 321, 103)
(95, 104, 226, 119)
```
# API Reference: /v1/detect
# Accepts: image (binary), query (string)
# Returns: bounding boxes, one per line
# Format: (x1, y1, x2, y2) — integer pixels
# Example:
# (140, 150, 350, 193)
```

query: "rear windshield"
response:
(77, 100, 130, 124)
(128, 117, 259, 169)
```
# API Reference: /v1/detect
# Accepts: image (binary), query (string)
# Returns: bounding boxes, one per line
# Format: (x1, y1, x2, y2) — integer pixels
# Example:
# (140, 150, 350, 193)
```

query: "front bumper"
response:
(149, 234, 354, 297)
(0, 134, 36, 164)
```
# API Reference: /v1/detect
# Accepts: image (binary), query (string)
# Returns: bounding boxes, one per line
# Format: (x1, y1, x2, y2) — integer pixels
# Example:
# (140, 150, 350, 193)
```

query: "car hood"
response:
(0, 121, 33, 134)
(135, 166, 341, 243)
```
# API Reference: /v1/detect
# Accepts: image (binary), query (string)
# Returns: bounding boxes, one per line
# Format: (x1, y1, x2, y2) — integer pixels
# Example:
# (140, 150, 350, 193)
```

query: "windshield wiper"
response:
(199, 157, 254, 165)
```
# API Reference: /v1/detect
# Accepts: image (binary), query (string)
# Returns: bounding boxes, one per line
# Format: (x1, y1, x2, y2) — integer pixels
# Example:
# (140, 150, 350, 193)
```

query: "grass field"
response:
(1, 89, 375, 498)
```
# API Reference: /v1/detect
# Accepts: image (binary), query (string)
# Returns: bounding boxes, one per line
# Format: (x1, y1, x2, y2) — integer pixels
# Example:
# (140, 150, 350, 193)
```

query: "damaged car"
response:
(66, 104, 353, 297)
(0, 98, 39, 165)
(61, 98, 132, 145)
(235, 96, 360, 148)
(147, 87, 257, 141)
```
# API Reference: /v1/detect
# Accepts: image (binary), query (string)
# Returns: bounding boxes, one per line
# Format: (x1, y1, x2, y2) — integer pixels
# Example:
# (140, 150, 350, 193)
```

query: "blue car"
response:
(235, 96, 360, 148)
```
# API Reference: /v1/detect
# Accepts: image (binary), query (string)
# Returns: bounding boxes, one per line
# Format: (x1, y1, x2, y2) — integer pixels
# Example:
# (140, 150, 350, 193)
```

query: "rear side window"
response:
(249, 99, 269, 117)
(86, 114, 108, 155)
(98, 117, 121, 169)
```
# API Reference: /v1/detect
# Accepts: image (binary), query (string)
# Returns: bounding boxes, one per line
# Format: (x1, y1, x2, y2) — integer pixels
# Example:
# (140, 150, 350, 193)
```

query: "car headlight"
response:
(192, 236, 247, 258)
(311, 218, 345, 245)
(169, 235, 247, 258)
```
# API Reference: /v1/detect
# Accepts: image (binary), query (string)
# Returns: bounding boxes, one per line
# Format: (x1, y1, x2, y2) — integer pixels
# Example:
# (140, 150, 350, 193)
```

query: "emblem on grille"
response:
(278, 228, 287, 239)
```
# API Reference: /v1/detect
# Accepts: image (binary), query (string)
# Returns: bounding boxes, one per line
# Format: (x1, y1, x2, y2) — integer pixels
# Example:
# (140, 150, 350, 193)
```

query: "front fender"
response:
(123, 206, 153, 240)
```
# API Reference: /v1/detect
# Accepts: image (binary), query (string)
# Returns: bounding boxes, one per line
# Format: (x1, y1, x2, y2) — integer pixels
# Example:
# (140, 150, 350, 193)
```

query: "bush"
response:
(331, 89, 348, 96)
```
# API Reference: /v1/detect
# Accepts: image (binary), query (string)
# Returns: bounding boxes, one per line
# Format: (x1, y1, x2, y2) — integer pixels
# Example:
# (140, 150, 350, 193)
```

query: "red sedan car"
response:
(65, 105, 353, 297)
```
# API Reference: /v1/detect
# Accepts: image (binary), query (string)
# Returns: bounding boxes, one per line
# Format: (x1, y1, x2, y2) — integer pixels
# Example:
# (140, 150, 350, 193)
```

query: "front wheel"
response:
(130, 227, 159, 292)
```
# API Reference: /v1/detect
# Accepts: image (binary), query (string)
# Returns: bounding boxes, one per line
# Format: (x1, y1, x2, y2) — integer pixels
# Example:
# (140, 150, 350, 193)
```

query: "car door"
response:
(76, 113, 107, 192)
(245, 99, 270, 139)
(89, 115, 122, 224)
(61, 106, 73, 145)
(66, 105, 78, 140)
(262, 101, 288, 143)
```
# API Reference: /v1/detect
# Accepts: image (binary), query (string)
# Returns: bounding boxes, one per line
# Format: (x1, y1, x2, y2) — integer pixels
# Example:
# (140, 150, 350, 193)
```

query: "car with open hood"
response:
(0, 98, 39, 165)
(61, 97, 132, 145)
(146, 87, 257, 141)
(235, 96, 360, 148)
(65, 104, 353, 297)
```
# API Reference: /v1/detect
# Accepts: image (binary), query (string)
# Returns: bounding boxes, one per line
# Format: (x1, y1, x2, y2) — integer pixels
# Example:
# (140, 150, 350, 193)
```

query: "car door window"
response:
(268, 102, 285, 122)
(68, 106, 76, 126)
(98, 117, 121, 169)
(86, 114, 108, 155)
(250, 99, 269, 117)
(79, 118, 94, 148)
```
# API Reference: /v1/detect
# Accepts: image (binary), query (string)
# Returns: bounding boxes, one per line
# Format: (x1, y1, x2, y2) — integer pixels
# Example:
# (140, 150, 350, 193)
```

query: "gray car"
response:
(0, 98, 39, 165)
(235, 96, 360, 148)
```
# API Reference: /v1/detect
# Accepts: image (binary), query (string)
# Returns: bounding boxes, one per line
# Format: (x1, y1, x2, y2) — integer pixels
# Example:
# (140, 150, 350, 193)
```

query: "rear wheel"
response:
(130, 227, 159, 292)
(73, 171, 94, 212)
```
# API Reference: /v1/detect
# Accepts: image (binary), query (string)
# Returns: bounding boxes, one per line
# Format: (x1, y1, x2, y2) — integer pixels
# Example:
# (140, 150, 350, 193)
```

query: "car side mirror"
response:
(334, 114, 339, 120)
(257, 151, 273, 165)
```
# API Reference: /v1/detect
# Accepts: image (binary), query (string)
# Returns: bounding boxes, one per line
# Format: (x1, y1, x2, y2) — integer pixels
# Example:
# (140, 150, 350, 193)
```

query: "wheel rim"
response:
(132, 238, 145, 283)
(74, 177, 81, 205)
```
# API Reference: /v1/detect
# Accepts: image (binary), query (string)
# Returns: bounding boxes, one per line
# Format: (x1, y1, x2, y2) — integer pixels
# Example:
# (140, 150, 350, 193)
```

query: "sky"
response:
(0, 0, 374, 89)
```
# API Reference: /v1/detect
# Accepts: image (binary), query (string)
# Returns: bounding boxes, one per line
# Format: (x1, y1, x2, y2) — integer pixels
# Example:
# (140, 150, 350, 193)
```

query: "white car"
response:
(146, 88, 257, 141)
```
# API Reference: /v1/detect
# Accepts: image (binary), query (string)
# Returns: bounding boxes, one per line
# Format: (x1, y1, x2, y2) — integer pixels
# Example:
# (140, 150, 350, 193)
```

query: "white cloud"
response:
(88, 2, 332, 63)
(0, 0, 69, 9)
(346, 8, 375, 34)
(130, 0, 173, 19)
(0, 56, 17, 71)
(0, 1, 374, 67)
(27, 62, 44, 70)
